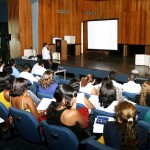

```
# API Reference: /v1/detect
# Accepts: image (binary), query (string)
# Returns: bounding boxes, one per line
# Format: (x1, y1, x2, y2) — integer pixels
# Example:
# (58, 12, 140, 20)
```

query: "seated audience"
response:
(3, 64, 15, 85)
(95, 78, 118, 113)
(0, 61, 5, 72)
(134, 81, 150, 106)
(39, 71, 58, 96)
(103, 100, 150, 149)
(8, 59, 20, 78)
(108, 71, 123, 98)
(46, 84, 91, 141)
(0, 72, 11, 109)
(8, 77, 45, 120)
(19, 63, 38, 84)
(69, 78, 94, 110)
(79, 74, 98, 95)
(122, 73, 141, 94)
(31, 59, 46, 78)
(0, 72, 13, 131)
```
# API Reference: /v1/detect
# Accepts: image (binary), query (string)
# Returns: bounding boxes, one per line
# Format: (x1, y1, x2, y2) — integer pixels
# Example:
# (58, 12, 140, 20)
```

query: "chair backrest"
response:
(135, 104, 150, 120)
(0, 102, 9, 121)
(86, 138, 118, 150)
(94, 109, 115, 118)
(9, 106, 44, 143)
(41, 120, 79, 150)
(76, 103, 85, 109)
(37, 92, 53, 100)
(122, 91, 139, 100)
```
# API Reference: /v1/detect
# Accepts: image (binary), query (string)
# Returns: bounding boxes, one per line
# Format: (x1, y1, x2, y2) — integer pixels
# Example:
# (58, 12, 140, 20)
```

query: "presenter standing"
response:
(42, 42, 51, 69)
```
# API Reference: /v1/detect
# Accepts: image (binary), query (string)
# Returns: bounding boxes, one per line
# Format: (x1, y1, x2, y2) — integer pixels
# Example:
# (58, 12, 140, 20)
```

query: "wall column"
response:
(30, 0, 38, 54)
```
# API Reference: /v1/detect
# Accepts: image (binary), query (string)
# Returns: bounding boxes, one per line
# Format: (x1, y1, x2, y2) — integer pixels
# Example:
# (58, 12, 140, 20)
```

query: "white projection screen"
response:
(87, 19, 118, 50)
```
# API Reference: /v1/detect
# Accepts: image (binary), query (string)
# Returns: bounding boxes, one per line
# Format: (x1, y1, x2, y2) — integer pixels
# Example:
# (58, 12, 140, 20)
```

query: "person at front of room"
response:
(103, 100, 150, 150)
(42, 42, 51, 69)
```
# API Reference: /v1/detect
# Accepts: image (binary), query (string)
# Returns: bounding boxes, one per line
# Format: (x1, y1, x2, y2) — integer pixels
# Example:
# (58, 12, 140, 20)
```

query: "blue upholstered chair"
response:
(85, 138, 118, 150)
(41, 120, 96, 150)
(41, 120, 79, 150)
(94, 109, 115, 118)
(122, 91, 139, 101)
(0, 102, 9, 121)
(37, 91, 53, 100)
(76, 103, 85, 109)
(9, 107, 44, 143)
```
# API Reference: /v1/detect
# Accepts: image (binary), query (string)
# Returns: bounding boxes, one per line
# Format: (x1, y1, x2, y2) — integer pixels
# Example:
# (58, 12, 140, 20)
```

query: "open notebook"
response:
(93, 116, 115, 133)
(37, 98, 56, 111)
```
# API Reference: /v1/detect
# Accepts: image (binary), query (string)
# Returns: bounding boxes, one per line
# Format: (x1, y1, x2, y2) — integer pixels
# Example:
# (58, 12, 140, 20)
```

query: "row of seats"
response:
(1, 101, 150, 150)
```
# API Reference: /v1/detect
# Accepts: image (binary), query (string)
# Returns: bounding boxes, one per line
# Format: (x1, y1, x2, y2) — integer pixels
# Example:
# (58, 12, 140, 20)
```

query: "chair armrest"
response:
(85, 138, 118, 150)
(80, 135, 97, 144)
(137, 120, 150, 133)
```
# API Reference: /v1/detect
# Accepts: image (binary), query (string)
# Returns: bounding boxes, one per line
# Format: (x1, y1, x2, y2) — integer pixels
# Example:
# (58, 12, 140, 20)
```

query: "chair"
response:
(94, 109, 115, 118)
(9, 106, 44, 143)
(122, 91, 139, 101)
(0, 102, 9, 121)
(85, 138, 118, 150)
(41, 120, 79, 150)
(76, 103, 85, 109)
(135, 104, 150, 120)
(37, 92, 53, 100)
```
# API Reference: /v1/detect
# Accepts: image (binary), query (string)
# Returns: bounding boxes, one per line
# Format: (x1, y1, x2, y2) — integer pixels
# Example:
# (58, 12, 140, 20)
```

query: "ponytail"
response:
(46, 101, 60, 124)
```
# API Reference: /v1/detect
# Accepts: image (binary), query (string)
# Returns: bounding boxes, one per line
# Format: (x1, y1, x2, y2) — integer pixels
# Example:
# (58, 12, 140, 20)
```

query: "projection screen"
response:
(87, 19, 118, 50)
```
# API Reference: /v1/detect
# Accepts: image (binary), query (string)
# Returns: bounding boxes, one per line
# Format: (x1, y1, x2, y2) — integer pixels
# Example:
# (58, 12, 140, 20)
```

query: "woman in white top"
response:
(79, 74, 98, 96)
(96, 78, 118, 113)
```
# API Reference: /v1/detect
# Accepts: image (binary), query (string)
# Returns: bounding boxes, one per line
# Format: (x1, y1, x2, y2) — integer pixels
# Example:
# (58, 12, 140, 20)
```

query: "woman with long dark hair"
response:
(46, 84, 90, 141)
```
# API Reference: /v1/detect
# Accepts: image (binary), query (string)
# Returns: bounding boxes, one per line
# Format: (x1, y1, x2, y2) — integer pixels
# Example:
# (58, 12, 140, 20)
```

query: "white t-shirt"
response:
(122, 81, 141, 94)
(42, 46, 50, 60)
(19, 72, 38, 84)
(79, 83, 95, 95)
(31, 63, 46, 76)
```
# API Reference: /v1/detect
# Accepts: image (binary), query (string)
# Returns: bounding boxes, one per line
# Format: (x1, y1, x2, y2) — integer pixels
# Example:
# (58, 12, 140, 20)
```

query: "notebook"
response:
(51, 63, 59, 71)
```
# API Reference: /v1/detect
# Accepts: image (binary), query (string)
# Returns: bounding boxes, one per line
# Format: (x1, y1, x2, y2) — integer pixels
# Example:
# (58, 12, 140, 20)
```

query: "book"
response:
(37, 98, 56, 111)
(96, 116, 109, 124)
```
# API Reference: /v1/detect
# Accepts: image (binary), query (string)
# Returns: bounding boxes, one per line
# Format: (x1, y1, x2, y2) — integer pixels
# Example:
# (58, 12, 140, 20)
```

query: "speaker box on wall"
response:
(56, 39, 61, 54)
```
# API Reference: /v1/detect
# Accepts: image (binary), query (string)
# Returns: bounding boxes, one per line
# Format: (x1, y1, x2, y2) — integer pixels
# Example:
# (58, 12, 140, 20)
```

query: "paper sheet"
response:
(37, 98, 56, 111)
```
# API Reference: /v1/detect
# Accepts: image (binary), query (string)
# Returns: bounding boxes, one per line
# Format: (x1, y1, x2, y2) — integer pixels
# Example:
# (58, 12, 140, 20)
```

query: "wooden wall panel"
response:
(8, 0, 150, 56)
(19, 0, 32, 56)
(8, 0, 32, 57)
(8, 0, 20, 58)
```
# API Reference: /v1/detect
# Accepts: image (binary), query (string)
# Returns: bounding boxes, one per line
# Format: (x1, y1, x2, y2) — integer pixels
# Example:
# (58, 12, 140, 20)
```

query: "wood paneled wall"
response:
(8, 0, 150, 56)
(8, 0, 32, 57)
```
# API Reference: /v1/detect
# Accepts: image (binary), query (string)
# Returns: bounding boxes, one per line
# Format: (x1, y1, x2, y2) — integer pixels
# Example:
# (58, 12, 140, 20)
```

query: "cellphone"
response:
(96, 116, 109, 124)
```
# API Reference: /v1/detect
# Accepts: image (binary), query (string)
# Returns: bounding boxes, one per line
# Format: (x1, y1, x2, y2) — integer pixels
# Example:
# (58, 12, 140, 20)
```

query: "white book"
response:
(93, 116, 115, 133)
(37, 98, 56, 111)
(0, 117, 4, 123)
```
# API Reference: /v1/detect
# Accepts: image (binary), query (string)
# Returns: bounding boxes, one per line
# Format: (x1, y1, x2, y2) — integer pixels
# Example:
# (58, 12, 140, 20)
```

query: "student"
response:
(8, 78, 45, 120)
(79, 74, 98, 96)
(46, 84, 90, 141)
(19, 63, 38, 84)
(134, 81, 150, 106)
(39, 71, 58, 96)
(122, 73, 141, 94)
(8, 59, 20, 78)
(103, 100, 150, 149)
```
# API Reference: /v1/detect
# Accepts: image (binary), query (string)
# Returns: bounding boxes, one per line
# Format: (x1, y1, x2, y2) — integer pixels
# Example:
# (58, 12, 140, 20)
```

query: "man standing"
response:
(42, 43, 51, 69)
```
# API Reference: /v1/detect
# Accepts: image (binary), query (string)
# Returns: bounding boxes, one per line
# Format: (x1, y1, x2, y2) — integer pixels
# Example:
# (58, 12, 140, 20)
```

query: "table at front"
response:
(54, 69, 66, 80)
